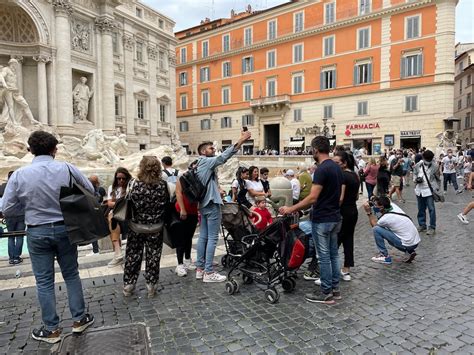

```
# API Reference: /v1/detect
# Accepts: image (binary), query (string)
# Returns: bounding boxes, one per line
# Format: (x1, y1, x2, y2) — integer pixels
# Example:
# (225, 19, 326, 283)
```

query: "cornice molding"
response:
(177, 0, 434, 69)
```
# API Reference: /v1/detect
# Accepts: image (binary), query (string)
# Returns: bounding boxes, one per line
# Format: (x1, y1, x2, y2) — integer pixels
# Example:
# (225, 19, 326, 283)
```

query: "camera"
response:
(415, 177, 424, 184)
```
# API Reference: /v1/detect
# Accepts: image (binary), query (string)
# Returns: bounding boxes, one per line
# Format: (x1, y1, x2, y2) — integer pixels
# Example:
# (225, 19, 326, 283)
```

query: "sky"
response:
(143, 0, 473, 43)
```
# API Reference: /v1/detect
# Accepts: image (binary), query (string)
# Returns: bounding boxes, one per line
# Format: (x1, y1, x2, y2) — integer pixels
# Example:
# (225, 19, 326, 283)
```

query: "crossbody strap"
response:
(385, 211, 412, 221)
(421, 164, 434, 193)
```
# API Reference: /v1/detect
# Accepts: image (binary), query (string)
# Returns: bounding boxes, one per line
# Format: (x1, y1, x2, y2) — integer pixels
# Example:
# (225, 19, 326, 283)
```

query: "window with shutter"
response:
(293, 109, 302, 122)
(357, 101, 368, 116)
(223, 34, 230, 52)
(180, 47, 186, 63)
(268, 20, 277, 40)
(267, 79, 276, 97)
(325, 3, 335, 24)
(201, 119, 211, 130)
(359, 0, 371, 15)
(180, 95, 187, 110)
(294, 44, 303, 63)
(294, 12, 304, 33)
(405, 96, 418, 112)
(243, 83, 252, 101)
(221, 117, 232, 128)
(242, 114, 255, 126)
(354, 63, 372, 85)
(202, 41, 209, 58)
(222, 87, 230, 104)
(244, 28, 252, 46)
(321, 69, 336, 90)
(358, 28, 370, 49)
(202, 91, 209, 107)
(324, 36, 334, 56)
(267, 50, 276, 68)
(406, 16, 420, 39)
(293, 75, 303, 94)
(323, 105, 333, 119)
(402, 54, 423, 78)
(179, 121, 189, 132)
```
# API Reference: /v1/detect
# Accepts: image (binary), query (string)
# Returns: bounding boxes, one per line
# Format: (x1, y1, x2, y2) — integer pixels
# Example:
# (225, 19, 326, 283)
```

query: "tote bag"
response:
(59, 165, 110, 245)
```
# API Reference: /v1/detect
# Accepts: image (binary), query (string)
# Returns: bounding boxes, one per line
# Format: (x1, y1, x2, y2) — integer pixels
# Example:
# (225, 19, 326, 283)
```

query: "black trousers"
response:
(175, 215, 198, 264)
(338, 206, 358, 268)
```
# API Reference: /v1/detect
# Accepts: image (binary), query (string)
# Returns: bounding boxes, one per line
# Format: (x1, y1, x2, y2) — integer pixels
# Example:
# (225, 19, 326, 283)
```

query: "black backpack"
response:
(179, 166, 214, 203)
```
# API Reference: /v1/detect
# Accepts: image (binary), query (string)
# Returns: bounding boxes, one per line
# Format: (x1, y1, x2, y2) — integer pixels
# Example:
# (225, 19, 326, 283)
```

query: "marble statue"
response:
(0, 59, 39, 127)
(72, 77, 93, 122)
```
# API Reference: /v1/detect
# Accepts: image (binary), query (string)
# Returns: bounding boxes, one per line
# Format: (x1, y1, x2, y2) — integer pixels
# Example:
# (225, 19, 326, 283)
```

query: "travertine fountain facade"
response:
(0, 0, 177, 152)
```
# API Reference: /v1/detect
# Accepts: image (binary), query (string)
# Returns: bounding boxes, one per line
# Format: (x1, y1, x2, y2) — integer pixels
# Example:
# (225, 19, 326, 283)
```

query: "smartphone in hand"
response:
(242, 126, 248, 132)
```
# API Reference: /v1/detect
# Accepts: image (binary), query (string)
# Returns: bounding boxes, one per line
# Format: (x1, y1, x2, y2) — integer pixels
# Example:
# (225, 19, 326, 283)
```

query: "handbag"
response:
(59, 165, 110, 245)
(421, 164, 445, 203)
(112, 179, 136, 222)
(129, 221, 164, 234)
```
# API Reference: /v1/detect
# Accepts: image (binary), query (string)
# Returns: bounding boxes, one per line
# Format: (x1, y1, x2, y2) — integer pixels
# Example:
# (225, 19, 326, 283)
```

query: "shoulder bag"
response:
(59, 164, 110, 245)
(421, 164, 445, 203)
(112, 179, 136, 222)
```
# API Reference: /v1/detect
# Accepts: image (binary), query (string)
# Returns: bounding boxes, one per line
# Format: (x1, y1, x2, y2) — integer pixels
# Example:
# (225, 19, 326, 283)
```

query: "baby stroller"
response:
(224, 215, 309, 304)
(220, 202, 260, 268)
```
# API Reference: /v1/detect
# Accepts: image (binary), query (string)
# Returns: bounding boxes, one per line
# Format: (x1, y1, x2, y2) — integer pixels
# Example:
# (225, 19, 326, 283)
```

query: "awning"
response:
(287, 141, 304, 148)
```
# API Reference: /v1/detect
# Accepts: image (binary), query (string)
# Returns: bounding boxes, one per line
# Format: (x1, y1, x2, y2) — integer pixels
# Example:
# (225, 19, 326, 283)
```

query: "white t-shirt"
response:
(441, 156, 457, 174)
(377, 204, 420, 247)
(231, 179, 239, 189)
(290, 178, 301, 200)
(414, 163, 432, 197)
(107, 185, 124, 200)
(245, 180, 264, 205)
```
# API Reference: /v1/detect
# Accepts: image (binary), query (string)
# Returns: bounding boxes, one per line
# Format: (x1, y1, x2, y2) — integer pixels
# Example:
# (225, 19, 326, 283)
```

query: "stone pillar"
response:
(95, 16, 116, 132)
(11, 56, 24, 94)
(148, 44, 158, 139)
(52, 0, 74, 126)
(168, 52, 177, 142)
(33, 55, 51, 125)
(123, 33, 136, 137)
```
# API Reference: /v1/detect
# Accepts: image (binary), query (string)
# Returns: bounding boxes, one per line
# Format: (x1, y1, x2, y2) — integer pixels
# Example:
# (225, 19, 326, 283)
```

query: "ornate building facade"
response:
(175, 0, 456, 154)
(0, 0, 177, 151)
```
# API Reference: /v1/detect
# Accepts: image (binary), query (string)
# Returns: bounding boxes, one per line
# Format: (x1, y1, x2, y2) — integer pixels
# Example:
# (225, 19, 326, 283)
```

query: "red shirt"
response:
(252, 207, 273, 231)
(175, 195, 198, 215)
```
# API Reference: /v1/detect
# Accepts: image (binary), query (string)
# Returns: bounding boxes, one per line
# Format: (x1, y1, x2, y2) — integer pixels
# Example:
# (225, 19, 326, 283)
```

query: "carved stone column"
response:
(168, 51, 177, 142)
(147, 45, 158, 138)
(52, 0, 74, 126)
(11, 56, 24, 94)
(123, 34, 136, 135)
(33, 55, 52, 125)
(95, 16, 116, 132)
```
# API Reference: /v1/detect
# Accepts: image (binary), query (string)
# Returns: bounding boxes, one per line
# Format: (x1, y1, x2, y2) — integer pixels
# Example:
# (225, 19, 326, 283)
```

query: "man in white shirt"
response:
(364, 196, 420, 265)
(441, 149, 462, 194)
(161, 156, 180, 184)
(286, 169, 301, 204)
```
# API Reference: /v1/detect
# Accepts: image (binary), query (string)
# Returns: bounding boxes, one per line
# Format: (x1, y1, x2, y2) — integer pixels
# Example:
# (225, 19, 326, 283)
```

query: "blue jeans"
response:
(27, 224, 85, 331)
(365, 183, 375, 200)
(196, 203, 221, 272)
(6, 216, 25, 261)
(416, 195, 436, 229)
(373, 226, 418, 257)
(312, 221, 341, 294)
(443, 172, 458, 191)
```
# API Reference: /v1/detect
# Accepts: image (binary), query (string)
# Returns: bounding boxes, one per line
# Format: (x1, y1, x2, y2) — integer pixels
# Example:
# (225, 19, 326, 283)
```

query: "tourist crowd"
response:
(0, 130, 473, 343)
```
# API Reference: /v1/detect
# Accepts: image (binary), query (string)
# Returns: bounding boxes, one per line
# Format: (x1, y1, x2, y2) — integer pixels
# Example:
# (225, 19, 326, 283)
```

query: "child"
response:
(252, 195, 273, 231)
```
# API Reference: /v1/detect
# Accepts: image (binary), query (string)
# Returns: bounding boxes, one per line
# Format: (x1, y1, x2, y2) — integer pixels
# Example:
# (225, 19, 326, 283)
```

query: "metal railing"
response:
(250, 94, 290, 107)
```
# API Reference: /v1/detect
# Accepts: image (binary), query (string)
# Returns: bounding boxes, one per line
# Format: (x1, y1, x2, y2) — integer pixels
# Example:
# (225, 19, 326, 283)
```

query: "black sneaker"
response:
(72, 313, 94, 333)
(8, 259, 14, 265)
(404, 251, 417, 263)
(305, 291, 335, 304)
(31, 326, 61, 344)
(332, 288, 342, 300)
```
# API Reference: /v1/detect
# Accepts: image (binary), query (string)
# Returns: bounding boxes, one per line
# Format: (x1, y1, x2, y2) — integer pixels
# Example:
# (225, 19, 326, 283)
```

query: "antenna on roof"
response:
(211, 0, 215, 19)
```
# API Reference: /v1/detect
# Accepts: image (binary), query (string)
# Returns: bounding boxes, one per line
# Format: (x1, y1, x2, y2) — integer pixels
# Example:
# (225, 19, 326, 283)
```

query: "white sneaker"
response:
(107, 255, 123, 267)
(184, 259, 196, 270)
(341, 270, 351, 281)
(457, 213, 469, 224)
(195, 269, 204, 280)
(314, 278, 321, 286)
(203, 272, 227, 283)
(86, 252, 99, 257)
(175, 264, 187, 277)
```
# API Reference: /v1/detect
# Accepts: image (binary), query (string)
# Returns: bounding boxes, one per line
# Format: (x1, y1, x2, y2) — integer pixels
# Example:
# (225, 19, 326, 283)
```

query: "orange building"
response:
(175, 0, 456, 154)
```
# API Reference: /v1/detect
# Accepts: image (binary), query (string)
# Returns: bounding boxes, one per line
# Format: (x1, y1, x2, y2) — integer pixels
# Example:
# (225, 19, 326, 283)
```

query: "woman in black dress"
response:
(377, 157, 391, 196)
(333, 151, 359, 281)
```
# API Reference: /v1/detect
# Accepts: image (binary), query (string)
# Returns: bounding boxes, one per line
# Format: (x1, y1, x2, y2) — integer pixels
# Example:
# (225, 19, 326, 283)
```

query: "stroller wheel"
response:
(282, 278, 296, 292)
(242, 274, 253, 285)
(264, 288, 280, 304)
(232, 280, 240, 293)
(221, 255, 228, 267)
(225, 280, 236, 295)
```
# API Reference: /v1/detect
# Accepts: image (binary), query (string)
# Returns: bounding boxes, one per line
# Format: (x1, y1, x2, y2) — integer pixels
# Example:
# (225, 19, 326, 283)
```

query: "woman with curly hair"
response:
(106, 167, 132, 267)
(123, 156, 169, 298)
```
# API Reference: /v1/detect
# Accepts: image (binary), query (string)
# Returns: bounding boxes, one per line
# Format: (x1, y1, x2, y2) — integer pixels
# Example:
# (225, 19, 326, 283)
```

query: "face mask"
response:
(423, 160, 431, 165)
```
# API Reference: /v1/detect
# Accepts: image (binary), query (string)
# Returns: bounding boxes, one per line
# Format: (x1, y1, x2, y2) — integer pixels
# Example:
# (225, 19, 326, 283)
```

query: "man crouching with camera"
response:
(363, 196, 420, 265)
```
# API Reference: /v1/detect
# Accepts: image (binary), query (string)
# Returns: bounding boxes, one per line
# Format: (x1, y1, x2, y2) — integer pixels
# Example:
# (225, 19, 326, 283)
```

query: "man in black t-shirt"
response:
(389, 150, 405, 202)
(280, 136, 343, 304)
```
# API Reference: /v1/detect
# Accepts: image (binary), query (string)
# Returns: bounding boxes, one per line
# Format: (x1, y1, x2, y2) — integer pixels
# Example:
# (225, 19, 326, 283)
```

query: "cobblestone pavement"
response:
(0, 188, 473, 354)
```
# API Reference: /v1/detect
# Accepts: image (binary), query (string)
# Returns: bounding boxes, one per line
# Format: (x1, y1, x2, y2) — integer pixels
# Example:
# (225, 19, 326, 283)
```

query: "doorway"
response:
(352, 139, 372, 155)
(264, 124, 280, 153)
(400, 137, 421, 151)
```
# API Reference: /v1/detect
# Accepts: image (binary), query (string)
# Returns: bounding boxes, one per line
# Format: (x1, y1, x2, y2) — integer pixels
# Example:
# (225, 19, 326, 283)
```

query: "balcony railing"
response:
(157, 121, 171, 129)
(134, 118, 150, 134)
(250, 95, 290, 107)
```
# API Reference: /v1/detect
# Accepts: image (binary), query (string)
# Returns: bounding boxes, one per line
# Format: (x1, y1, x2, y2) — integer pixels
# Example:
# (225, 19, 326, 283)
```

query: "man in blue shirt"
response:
(195, 130, 251, 283)
(2, 131, 95, 343)
(280, 136, 343, 304)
